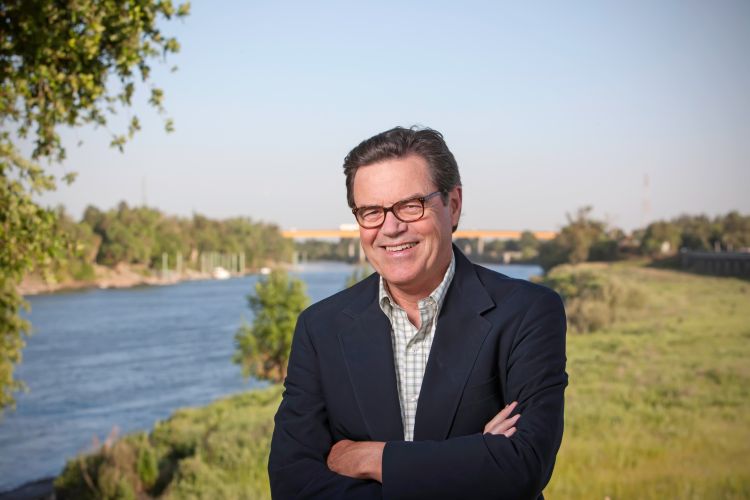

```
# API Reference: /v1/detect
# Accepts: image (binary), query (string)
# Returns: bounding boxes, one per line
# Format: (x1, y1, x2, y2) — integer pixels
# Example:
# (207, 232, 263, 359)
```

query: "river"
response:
(0, 261, 541, 492)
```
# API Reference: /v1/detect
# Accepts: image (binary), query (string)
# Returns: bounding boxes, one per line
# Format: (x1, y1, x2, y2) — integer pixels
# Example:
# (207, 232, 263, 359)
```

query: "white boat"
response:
(212, 267, 230, 280)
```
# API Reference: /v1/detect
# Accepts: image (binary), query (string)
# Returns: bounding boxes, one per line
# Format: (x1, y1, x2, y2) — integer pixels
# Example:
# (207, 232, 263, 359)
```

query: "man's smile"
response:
(384, 242, 419, 253)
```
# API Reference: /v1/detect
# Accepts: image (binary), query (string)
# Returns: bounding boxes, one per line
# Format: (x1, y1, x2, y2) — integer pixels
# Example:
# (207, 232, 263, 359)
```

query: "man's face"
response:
(352, 155, 462, 297)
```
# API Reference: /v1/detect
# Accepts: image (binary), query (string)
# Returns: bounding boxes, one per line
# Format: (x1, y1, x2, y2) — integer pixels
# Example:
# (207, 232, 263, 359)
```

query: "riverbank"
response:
(17, 263, 281, 296)
(19, 263, 186, 296)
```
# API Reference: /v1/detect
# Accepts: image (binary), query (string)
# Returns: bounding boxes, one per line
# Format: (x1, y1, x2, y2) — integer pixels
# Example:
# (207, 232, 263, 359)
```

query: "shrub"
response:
(55, 386, 283, 499)
(233, 270, 309, 383)
(136, 442, 159, 488)
(539, 265, 645, 333)
(56, 431, 144, 500)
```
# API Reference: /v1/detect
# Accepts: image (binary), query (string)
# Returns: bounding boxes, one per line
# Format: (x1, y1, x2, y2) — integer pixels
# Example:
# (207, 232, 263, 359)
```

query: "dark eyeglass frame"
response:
(352, 190, 443, 229)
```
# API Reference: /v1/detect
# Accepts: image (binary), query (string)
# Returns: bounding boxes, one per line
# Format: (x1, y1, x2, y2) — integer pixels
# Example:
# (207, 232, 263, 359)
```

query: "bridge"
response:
(282, 228, 557, 263)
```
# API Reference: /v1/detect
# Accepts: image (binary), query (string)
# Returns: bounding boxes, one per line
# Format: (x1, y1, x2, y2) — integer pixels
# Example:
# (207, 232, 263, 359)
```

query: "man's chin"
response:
(381, 269, 424, 291)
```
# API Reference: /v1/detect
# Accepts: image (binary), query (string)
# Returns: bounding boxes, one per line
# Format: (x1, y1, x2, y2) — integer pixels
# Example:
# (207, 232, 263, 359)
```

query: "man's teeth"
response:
(386, 243, 417, 252)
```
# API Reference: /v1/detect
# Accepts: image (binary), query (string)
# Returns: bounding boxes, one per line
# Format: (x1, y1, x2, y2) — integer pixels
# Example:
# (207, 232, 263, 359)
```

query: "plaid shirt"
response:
(379, 252, 456, 441)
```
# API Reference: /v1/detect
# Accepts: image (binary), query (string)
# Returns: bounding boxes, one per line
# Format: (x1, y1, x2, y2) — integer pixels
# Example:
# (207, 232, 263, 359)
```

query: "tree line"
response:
(45, 202, 293, 283)
(536, 207, 750, 271)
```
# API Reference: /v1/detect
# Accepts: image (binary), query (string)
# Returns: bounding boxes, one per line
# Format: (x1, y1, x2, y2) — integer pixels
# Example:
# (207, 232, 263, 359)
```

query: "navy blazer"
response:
(269, 248, 567, 499)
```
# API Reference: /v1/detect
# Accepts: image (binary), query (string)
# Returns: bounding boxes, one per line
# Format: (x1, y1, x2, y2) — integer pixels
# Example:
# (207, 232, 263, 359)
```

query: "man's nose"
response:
(380, 210, 406, 237)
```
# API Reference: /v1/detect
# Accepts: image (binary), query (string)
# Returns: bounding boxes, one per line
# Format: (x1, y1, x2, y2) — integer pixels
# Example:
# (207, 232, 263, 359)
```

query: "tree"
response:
(518, 230, 540, 260)
(234, 270, 310, 383)
(0, 0, 189, 411)
(538, 206, 610, 270)
(535, 206, 627, 271)
(640, 221, 682, 256)
(719, 211, 750, 251)
(675, 214, 719, 251)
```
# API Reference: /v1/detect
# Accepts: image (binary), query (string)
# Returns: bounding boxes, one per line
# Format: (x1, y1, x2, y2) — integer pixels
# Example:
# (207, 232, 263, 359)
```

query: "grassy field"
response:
(55, 262, 750, 499)
(546, 263, 750, 498)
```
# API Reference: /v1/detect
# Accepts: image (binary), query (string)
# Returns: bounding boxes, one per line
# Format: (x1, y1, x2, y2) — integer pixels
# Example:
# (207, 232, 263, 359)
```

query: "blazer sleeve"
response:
(381, 290, 567, 500)
(268, 311, 382, 499)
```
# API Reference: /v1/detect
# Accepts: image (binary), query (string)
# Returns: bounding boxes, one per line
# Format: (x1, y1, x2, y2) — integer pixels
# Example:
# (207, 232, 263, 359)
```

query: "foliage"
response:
(54, 263, 750, 498)
(24, 202, 294, 285)
(44, 206, 101, 283)
(537, 206, 619, 271)
(0, 145, 62, 409)
(535, 209, 750, 270)
(55, 386, 283, 499)
(640, 220, 682, 257)
(538, 264, 645, 334)
(483, 231, 541, 261)
(518, 230, 541, 259)
(234, 270, 309, 383)
(640, 211, 750, 256)
(718, 211, 750, 250)
(294, 239, 361, 262)
(212, 216, 293, 269)
(0, 0, 188, 411)
(54, 428, 139, 500)
(1, 0, 189, 160)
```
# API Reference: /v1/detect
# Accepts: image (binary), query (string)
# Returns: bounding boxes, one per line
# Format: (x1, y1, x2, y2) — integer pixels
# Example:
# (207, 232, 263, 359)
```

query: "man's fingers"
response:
(483, 401, 516, 431)
(483, 401, 518, 433)
(485, 413, 521, 435)
(485, 424, 517, 437)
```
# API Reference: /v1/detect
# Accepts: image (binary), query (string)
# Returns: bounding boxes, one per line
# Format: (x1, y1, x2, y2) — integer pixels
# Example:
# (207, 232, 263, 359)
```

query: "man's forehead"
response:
(352, 161, 434, 205)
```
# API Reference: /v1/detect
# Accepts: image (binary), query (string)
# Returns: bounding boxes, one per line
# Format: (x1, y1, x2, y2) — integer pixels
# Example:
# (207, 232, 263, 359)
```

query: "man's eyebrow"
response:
(356, 193, 426, 208)
(400, 193, 425, 201)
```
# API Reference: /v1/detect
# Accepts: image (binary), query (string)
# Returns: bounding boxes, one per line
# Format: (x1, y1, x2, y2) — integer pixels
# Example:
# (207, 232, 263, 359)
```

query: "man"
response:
(269, 127, 567, 499)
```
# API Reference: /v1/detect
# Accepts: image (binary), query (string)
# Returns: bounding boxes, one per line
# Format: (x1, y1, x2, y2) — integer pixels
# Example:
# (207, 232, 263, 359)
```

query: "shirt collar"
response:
(379, 250, 456, 314)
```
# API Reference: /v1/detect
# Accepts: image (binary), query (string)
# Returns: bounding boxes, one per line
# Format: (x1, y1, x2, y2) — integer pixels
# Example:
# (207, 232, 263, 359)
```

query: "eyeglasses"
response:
(352, 191, 443, 229)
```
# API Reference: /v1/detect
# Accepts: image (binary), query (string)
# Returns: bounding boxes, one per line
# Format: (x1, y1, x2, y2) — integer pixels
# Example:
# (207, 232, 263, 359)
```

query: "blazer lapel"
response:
(338, 276, 404, 441)
(414, 249, 495, 441)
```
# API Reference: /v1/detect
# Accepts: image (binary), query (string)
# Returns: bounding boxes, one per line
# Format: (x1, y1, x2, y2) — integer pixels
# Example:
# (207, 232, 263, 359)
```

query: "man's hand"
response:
(484, 401, 520, 437)
(327, 440, 386, 482)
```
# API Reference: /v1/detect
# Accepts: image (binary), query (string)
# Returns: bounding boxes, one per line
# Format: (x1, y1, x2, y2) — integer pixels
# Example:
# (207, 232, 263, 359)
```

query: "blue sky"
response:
(39, 0, 749, 231)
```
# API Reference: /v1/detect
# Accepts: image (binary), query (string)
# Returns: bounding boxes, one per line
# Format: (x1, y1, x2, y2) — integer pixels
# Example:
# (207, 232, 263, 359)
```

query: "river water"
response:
(0, 261, 541, 492)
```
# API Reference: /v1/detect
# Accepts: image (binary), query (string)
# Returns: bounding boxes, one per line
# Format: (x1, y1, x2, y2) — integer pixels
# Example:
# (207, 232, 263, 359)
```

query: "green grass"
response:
(545, 263, 750, 499)
(55, 262, 750, 498)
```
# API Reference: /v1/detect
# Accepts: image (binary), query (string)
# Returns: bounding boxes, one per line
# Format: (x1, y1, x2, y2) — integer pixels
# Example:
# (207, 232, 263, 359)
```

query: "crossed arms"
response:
(326, 401, 521, 481)
(268, 289, 567, 499)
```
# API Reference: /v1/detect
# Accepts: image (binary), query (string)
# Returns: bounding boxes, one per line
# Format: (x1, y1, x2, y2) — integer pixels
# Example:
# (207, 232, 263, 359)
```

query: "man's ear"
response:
(450, 186, 462, 228)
